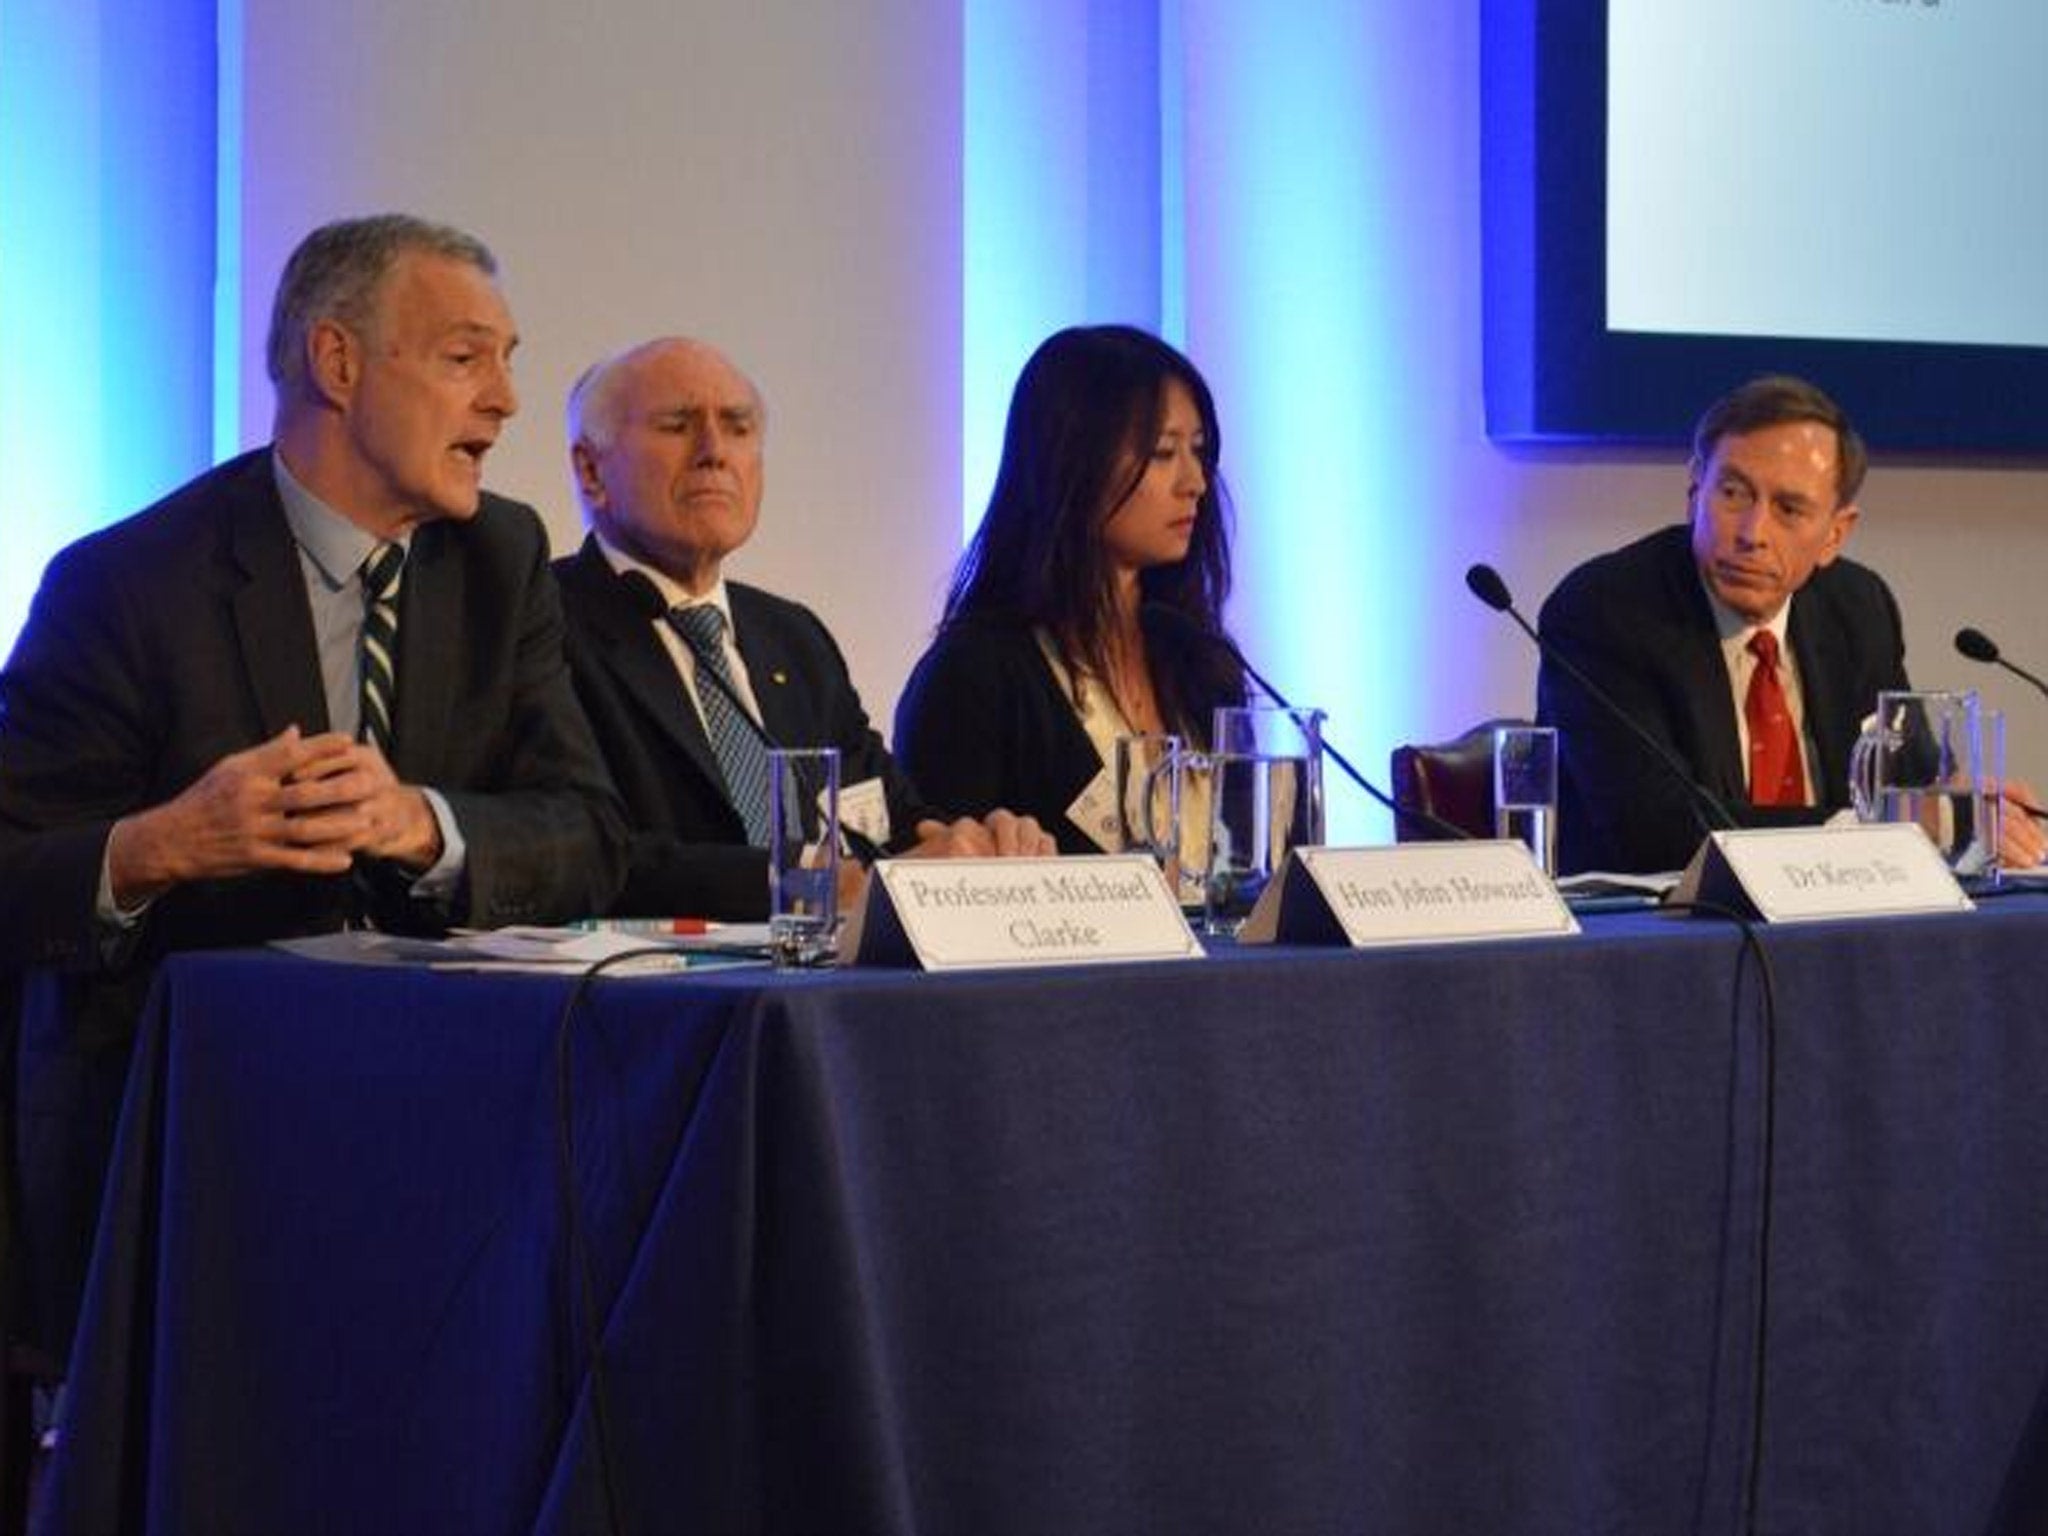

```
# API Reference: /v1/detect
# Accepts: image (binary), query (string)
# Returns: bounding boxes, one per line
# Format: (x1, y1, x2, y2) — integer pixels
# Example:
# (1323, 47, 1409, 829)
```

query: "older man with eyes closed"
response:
(1536, 374, 2045, 876)
(554, 335, 1053, 920)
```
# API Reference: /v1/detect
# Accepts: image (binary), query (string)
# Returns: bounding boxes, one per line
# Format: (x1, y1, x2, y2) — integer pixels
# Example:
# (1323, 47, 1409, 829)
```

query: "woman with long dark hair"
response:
(894, 324, 1244, 861)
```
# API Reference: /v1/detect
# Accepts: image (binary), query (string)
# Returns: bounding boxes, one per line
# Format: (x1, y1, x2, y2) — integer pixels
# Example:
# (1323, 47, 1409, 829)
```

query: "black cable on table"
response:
(552, 947, 683, 1536)
(1660, 899, 1779, 1536)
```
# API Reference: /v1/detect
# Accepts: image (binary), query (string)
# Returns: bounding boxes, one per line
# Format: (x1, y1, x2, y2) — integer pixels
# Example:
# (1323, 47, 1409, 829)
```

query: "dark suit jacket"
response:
(0, 448, 627, 1358)
(1536, 523, 1909, 874)
(893, 617, 1119, 857)
(554, 537, 931, 918)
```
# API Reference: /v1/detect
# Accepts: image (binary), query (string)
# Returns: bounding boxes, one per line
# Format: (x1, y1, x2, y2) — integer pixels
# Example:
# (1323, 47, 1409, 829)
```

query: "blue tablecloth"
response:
(37, 898, 2048, 1534)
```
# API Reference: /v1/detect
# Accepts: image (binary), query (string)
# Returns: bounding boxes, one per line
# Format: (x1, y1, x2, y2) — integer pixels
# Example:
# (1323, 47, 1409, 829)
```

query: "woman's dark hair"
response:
(941, 324, 1239, 739)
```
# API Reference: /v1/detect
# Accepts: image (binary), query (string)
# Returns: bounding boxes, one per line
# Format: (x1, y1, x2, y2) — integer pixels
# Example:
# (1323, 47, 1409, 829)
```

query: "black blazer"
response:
(0, 447, 627, 1356)
(554, 537, 931, 918)
(1536, 523, 1909, 874)
(894, 617, 1120, 856)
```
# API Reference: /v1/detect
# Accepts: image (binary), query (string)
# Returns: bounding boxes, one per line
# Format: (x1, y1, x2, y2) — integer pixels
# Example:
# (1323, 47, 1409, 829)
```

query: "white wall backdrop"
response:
(217, 0, 2048, 829)
(236, 0, 965, 714)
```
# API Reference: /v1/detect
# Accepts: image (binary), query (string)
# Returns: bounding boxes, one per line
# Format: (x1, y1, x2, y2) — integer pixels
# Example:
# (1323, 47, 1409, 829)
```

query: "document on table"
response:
(1555, 870, 1679, 911)
(272, 925, 772, 974)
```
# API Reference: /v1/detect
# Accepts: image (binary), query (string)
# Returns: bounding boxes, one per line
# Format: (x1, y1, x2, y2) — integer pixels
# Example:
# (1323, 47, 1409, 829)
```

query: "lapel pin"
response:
(772, 670, 788, 685)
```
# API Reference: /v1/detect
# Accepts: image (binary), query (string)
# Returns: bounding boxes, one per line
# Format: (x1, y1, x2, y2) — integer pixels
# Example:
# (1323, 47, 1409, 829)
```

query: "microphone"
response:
(1140, 602, 1472, 842)
(1955, 626, 2048, 704)
(1953, 628, 2048, 825)
(1465, 563, 1514, 615)
(1463, 563, 1736, 836)
(1954, 627, 1998, 665)
(620, 571, 881, 856)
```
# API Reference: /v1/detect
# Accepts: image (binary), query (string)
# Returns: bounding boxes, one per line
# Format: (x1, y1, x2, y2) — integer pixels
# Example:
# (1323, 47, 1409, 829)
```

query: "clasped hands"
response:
(108, 726, 443, 908)
(904, 808, 1056, 861)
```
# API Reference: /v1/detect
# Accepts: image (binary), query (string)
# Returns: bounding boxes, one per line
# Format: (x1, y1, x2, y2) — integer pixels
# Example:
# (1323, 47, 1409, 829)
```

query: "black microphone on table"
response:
(1139, 601, 1473, 842)
(1463, 563, 1737, 838)
(621, 571, 884, 856)
(1955, 626, 2048, 823)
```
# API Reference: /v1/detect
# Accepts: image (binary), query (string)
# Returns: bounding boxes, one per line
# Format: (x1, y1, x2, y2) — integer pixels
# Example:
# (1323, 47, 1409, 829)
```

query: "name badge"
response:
(1237, 841, 1579, 946)
(1671, 823, 1972, 923)
(839, 776, 892, 849)
(843, 855, 1202, 970)
(1065, 768, 1124, 854)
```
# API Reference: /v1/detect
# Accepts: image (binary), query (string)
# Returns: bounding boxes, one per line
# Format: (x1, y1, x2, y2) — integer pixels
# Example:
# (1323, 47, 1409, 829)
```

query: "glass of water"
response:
(1203, 704, 1325, 934)
(1493, 725, 1558, 876)
(767, 747, 841, 967)
(1981, 707, 2007, 883)
(1848, 690, 1987, 872)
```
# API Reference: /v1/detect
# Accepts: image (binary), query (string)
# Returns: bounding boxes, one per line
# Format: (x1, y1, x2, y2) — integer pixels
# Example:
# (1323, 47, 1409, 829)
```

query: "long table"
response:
(37, 899, 2048, 1534)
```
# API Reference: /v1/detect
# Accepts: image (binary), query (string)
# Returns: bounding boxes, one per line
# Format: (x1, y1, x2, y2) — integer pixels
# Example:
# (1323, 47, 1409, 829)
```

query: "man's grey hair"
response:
(565, 337, 766, 456)
(267, 214, 497, 399)
(564, 349, 630, 454)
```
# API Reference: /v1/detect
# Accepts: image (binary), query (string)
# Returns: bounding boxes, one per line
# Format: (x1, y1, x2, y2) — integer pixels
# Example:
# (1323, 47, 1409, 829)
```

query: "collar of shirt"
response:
(273, 449, 418, 741)
(1034, 629, 1133, 755)
(593, 534, 763, 723)
(1702, 581, 1792, 654)
(1704, 582, 1800, 699)
(1032, 630, 1213, 899)
(273, 450, 408, 590)
(594, 534, 736, 631)
(1699, 575, 1813, 800)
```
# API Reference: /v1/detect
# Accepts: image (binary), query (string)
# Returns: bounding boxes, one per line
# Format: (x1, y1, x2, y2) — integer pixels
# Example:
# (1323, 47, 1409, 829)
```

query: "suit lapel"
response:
(1659, 530, 1748, 800)
(572, 541, 728, 794)
(391, 522, 459, 783)
(227, 460, 330, 738)
(730, 587, 810, 750)
(1789, 591, 1849, 801)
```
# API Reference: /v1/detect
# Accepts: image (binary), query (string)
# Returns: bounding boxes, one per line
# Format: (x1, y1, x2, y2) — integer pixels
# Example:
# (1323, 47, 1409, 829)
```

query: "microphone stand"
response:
(1464, 564, 1737, 838)
(1141, 603, 1472, 842)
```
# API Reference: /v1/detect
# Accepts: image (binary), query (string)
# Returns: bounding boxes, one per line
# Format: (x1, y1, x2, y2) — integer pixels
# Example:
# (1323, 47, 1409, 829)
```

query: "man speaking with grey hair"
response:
(0, 213, 625, 1364)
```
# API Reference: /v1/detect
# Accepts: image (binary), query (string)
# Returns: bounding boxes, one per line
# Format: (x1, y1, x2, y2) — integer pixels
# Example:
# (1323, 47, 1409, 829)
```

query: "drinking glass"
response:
(1493, 725, 1559, 876)
(1981, 707, 2007, 883)
(1847, 689, 1988, 872)
(1113, 733, 1183, 864)
(1203, 705, 1325, 934)
(1116, 731, 1211, 903)
(767, 747, 841, 966)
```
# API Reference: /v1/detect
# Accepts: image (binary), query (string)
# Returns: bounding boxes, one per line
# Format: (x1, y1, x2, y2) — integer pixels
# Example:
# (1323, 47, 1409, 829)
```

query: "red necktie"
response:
(1745, 630, 1805, 807)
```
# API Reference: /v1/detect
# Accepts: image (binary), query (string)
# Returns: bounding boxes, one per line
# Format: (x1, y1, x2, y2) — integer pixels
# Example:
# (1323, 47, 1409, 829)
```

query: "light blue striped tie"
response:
(358, 542, 405, 754)
(669, 604, 774, 846)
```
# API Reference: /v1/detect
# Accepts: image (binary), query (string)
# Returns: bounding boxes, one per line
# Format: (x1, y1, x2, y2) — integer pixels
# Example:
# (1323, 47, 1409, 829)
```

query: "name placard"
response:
(843, 855, 1202, 970)
(1671, 823, 1973, 923)
(1237, 841, 1579, 947)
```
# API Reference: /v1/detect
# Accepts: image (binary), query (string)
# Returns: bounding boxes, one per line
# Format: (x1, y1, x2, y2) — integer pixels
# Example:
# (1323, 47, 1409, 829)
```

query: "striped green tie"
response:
(358, 542, 405, 754)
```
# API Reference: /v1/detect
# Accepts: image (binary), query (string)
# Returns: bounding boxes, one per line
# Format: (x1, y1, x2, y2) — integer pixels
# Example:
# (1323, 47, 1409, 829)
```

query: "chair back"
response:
(1388, 718, 1532, 842)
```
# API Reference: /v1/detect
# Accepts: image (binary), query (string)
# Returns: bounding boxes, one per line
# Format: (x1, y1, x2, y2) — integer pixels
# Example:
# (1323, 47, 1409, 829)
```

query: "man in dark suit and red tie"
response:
(1537, 374, 2046, 875)
(554, 336, 1052, 918)
(0, 214, 627, 1365)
